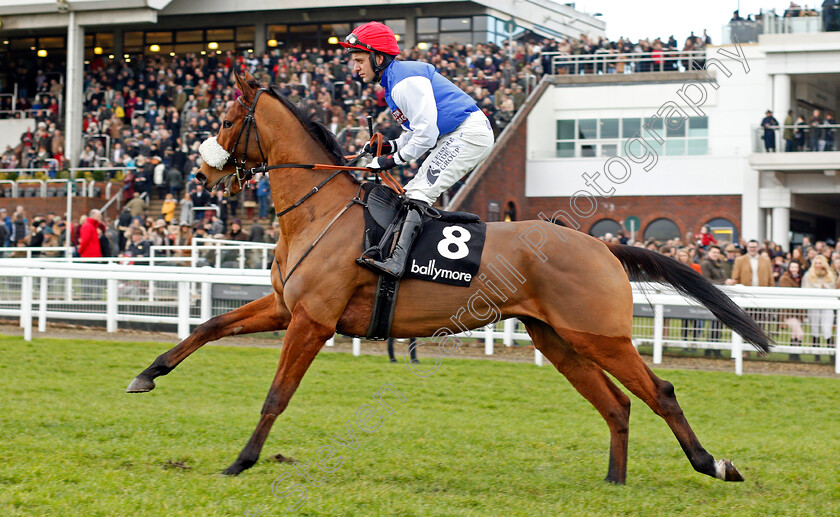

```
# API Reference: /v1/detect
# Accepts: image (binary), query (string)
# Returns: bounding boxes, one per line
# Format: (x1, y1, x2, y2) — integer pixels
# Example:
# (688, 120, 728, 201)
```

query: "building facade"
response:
(453, 31, 840, 249)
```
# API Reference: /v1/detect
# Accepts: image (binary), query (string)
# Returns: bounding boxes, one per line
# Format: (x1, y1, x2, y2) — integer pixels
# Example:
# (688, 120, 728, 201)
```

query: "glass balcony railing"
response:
(753, 124, 839, 153)
(722, 6, 840, 44)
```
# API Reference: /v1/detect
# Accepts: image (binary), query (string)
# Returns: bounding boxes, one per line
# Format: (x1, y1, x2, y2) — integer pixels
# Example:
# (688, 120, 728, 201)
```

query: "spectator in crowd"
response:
(801, 254, 837, 361)
(824, 112, 835, 151)
(227, 219, 249, 242)
(761, 110, 778, 152)
(161, 193, 177, 223)
(256, 174, 271, 220)
(700, 244, 728, 354)
(783, 109, 795, 152)
(191, 183, 210, 213)
(125, 191, 146, 218)
(778, 260, 804, 360)
(179, 191, 194, 226)
(0, 208, 8, 248)
(809, 108, 823, 151)
(794, 114, 807, 151)
(78, 209, 103, 258)
(696, 225, 717, 248)
(125, 228, 152, 258)
(727, 240, 773, 286)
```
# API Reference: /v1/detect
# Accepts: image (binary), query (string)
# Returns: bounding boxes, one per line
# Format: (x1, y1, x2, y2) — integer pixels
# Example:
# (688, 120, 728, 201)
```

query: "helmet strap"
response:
(370, 52, 394, 82)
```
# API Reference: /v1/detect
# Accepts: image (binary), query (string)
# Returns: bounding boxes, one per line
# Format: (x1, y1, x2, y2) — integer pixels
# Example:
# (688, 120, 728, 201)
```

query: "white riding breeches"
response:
(403, 110, 494, 206)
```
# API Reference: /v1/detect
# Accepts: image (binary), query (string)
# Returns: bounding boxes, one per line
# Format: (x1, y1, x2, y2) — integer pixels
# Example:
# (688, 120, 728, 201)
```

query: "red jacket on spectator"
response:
(78, 217, 102, 258)
(698, 233, 717, 247)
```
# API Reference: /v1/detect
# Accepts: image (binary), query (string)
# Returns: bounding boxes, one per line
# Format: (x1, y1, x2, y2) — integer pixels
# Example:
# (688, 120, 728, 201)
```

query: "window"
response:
(207, 29, 234, 41)
(643, 218, 681, 242)
(146, 32, 173, 44)
(487, 201, 500, 222)
(590, 219, 622, 239)
(177, 30, 203, 43)
(417, 17, 439, 34)
(236, 26, 255, 44)
(555, 116, 709, 158)
(704, 217, 737, 243)
(441, 17, 471, 32)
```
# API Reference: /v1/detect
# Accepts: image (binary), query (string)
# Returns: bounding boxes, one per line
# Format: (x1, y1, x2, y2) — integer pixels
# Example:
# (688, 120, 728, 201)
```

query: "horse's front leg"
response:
(222, 304, 334, 475)
(127, 293, 290, 393)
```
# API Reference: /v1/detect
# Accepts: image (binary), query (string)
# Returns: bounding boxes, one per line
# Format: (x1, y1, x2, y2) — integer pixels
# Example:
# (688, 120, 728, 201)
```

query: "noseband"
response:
(226, 88, 271, 191)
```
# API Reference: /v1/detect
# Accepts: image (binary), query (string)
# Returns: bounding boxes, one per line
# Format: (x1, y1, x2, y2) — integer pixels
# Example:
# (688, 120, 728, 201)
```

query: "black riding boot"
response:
(360, 209, 423, 278)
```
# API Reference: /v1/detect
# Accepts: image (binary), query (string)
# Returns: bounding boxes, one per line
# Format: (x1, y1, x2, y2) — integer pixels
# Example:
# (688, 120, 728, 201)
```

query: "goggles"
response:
(344, 33, 377, 52)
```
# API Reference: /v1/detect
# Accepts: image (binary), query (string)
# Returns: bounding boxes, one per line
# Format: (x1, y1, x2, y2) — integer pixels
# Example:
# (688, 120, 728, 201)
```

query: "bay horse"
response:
(127, 72, 770, 484)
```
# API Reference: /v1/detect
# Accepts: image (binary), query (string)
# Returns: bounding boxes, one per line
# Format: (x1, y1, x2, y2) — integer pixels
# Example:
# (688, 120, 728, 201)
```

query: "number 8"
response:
(437, 226, 471, 260)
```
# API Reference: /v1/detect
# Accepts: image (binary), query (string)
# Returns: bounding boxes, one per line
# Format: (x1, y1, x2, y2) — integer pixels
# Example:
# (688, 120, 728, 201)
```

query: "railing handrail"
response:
(549, 50, 708, 75)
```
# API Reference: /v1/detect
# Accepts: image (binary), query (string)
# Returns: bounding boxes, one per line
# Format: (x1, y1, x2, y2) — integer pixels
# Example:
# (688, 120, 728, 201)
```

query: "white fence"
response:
(0, 238, 275, 269)
(1, 259, 838, 375)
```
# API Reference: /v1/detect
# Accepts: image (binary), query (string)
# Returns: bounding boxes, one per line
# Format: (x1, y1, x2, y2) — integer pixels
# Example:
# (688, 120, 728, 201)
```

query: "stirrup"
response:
(357, 256, 404, 278)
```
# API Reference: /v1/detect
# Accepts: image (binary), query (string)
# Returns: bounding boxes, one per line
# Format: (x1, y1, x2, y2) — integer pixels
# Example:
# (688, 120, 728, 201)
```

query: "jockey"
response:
(341, 21, 494, 278)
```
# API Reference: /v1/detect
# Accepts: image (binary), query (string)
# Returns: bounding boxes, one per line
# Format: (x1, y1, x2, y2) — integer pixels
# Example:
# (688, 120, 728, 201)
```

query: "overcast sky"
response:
(573, 0, 808, 44)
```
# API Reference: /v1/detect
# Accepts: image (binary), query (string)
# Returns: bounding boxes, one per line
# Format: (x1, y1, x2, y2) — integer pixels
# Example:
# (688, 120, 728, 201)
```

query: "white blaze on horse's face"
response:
(199, 136, 231, 170)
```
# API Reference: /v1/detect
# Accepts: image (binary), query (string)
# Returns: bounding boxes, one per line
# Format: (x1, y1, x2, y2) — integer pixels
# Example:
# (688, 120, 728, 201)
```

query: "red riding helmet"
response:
(339, 21, 400, 56)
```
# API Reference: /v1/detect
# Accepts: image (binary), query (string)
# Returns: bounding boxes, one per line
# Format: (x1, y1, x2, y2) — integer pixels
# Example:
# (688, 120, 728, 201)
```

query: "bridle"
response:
(222, 85, 406, 285)
(223, 86, 404, 218)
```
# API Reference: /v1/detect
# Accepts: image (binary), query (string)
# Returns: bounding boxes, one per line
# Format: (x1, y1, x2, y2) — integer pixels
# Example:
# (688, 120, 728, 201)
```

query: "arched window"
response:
(704, 217, 738, 244)
(589, 218, 622, 239)
(643, 218, 681, 243)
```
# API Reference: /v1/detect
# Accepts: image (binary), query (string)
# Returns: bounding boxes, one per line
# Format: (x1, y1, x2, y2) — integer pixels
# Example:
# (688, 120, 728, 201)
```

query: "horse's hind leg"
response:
(524, 319, 631, 484)
(560, 328, 744, 482)
(127, 293, 290, 393)
(222, 304, 333, 475)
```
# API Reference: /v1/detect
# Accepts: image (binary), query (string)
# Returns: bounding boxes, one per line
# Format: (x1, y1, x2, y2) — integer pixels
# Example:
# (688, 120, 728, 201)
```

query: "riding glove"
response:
(363, 139, 397, 156)
(367, 154, 397, 171)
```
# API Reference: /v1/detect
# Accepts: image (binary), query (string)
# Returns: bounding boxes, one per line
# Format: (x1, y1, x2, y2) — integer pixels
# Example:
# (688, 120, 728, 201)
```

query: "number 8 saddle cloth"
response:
(359, 182, 486, 287)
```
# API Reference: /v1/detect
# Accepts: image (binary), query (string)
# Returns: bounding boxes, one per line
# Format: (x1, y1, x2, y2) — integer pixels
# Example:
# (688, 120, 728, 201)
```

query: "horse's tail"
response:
(606, 243, 772, 353)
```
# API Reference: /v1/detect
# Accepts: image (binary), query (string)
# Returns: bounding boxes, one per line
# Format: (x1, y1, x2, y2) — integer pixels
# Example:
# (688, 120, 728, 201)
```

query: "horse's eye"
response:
(223, 120, 232, 128)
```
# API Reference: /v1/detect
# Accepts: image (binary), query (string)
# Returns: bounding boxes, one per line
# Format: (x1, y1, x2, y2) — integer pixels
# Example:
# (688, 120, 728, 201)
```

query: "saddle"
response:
(360, 182, 479, 261)
(353, 183, 486, 341)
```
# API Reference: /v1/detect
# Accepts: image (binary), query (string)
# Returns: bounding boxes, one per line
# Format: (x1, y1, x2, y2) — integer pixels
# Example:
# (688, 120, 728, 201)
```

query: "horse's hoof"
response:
(221, 466, 241, 476)
(126, 376, 156, 393)
(715, 459, 744, 482)
(222, 457, 256, 476)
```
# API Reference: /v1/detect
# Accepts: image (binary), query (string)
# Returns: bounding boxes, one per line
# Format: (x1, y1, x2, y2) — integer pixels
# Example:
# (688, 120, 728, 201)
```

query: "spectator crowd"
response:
(597, 227, 840, 359)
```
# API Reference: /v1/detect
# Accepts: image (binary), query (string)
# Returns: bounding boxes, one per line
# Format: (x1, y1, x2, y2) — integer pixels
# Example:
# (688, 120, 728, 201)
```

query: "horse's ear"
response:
(242, 70, 257, 84)
(233, 72, 252, 97)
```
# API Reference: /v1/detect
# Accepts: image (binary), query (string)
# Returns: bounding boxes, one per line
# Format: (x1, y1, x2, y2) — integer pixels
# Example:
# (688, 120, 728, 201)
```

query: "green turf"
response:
(1, 335, 838, 516)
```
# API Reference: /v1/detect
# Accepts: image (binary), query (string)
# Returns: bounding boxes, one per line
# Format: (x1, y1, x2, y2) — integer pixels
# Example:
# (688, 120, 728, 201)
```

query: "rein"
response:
(226, 88, 404, 217)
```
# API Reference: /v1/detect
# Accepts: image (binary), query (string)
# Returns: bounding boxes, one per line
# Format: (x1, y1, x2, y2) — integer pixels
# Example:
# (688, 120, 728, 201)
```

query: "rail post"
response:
(484, 323, 494, 355)
(535, 348, 544, 366)
(653, 304, 664, 364)
(732, 332, 744, 376)
(503, 318, 514, 346)
(22, 275, 33, 341)
(201, 281, 212, 322)
(38, 276, 48, 333)
(835, 310, 840, 375)
(352, 337, 361, 356)
(177, 280, 190, 339)
(106, 278, 118, 332)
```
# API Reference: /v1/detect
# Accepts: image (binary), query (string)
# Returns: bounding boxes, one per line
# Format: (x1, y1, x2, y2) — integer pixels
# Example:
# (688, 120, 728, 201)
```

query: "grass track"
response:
(1, 335, 839, 516)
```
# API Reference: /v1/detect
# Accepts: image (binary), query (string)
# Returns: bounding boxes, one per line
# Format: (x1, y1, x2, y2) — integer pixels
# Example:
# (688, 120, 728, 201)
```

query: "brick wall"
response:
(518, 195, 742, 241)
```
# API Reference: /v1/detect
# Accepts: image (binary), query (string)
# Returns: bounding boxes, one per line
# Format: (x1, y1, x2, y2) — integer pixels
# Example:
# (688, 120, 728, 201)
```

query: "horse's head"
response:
(197, 71, 266, 195)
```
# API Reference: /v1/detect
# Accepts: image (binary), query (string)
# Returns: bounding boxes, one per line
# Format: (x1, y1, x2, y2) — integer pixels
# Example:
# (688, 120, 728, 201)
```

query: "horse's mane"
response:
(250, 81, 348, 166)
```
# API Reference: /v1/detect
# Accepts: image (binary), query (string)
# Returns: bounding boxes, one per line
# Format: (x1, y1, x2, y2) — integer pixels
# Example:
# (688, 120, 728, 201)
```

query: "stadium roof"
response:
(0, 0, 604, 38)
